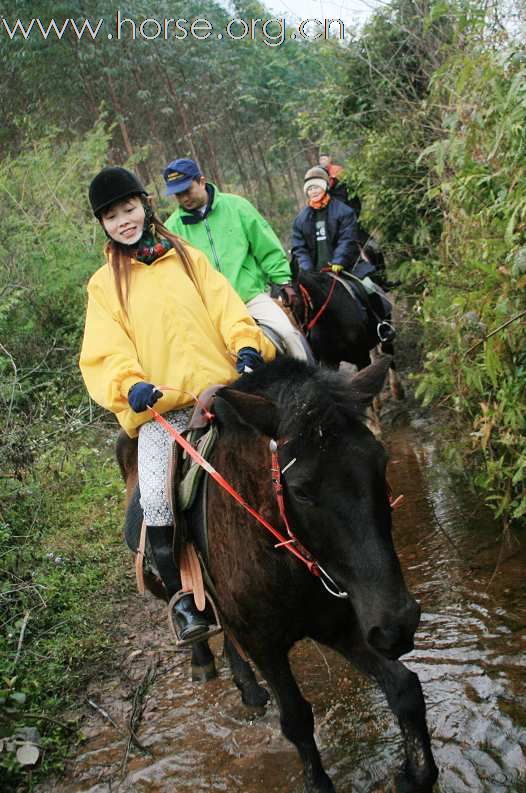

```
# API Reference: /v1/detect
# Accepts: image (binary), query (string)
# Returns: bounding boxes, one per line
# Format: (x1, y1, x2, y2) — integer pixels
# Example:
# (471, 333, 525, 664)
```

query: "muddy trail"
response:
(40, 393, 526, 793)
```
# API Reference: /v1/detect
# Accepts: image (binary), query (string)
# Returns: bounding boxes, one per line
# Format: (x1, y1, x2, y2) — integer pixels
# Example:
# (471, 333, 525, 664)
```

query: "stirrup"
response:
(377, 320, 396, 343)
(167, 589, 222, 649)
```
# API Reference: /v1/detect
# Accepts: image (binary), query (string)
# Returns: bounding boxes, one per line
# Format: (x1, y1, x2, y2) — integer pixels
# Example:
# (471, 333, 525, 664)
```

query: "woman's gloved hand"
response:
(128, 382, 163, 412)
(235, 347, 264, 374)
(329, 263, 344, 273)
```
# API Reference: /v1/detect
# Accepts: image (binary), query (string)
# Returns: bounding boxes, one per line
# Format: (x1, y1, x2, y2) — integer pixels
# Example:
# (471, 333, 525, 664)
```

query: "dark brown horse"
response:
(290, 269, 405, 400)
(118, 356, 436, 792)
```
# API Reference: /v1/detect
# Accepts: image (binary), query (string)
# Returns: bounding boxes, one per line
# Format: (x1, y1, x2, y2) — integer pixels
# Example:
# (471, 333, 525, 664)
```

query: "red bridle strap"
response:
(269, 443, 319, 566)
(300, 273, 337, 332)
(148, 408, 321, 576)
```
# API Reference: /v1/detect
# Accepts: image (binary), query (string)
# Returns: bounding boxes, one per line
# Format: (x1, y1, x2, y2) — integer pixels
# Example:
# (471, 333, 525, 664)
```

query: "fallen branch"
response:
(464, 310, 526, 357)
(13, 611, 30, 668)
(18, 712, 78, 732)
(86, 698, 126, 737)
(86, 698, 147, 753)
(487, 522, 520, 591)
(428, 499, 470, 565)
(120, 659, 158, 774)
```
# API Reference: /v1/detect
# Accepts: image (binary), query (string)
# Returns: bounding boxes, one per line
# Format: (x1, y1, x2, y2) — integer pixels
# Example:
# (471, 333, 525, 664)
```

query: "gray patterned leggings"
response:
(137, 407, 193, 525)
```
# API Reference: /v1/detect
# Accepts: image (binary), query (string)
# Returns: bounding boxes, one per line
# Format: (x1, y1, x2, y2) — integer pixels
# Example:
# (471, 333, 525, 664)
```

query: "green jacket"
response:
(165, 184, 291, 303)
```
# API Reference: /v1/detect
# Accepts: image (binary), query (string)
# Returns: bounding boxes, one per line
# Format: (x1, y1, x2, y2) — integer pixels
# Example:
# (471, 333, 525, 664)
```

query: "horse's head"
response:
(214, 356, 419, 660)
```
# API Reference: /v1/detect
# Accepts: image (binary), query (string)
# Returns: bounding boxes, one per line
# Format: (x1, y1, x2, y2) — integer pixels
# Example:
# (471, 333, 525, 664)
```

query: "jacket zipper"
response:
(204, 219, 221, 272)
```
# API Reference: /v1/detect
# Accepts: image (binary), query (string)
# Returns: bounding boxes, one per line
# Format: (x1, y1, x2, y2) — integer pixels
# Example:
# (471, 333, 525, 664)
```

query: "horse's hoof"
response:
(241, 682, 269, 708)
(390, 380, 406, 401)
(395, 765, 438, 793)
(392, 385, 405, 401)
(303, 775, 336, 793)
(191, 659, 217, 682)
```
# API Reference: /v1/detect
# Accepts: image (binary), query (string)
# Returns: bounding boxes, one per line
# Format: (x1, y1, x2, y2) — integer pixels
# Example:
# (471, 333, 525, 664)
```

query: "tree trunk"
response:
(244, 133, 263, 208)
(226, 120, 252, 195)
(164, 70, 199, 162)
(256, 140, 276, 201)
(106, 72, 134, 160)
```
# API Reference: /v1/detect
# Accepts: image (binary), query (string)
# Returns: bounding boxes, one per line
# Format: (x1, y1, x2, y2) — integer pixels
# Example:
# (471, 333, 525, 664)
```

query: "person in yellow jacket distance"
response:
(79, 166, 275, 643)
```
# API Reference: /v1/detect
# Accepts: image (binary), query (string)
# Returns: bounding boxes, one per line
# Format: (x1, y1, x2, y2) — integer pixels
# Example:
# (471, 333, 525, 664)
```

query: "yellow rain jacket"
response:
(79, 245, 275, 437)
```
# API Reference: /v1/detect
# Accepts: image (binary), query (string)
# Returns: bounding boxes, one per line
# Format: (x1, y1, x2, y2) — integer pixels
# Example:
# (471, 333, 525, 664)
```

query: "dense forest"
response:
(1, 0, 525, 787)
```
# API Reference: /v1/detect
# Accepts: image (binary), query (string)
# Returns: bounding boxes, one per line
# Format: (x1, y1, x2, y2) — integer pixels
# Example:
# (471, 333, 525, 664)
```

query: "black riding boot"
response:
(147, 525, 210, 642)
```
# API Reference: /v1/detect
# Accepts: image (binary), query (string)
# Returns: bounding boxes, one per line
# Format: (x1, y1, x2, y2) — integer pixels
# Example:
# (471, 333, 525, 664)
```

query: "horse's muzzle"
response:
(366, 599, 421, 659)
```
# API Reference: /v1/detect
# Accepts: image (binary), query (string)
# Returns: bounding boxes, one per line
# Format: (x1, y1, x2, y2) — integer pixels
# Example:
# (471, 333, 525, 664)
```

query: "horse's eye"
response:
(289, 485, 316, 506)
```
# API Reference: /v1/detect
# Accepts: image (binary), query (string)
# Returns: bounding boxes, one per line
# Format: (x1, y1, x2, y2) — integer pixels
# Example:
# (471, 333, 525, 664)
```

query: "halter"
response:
(269, 439, 348, 599)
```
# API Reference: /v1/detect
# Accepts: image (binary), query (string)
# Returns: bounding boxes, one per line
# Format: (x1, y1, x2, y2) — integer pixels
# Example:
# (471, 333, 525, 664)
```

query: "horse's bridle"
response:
(270, 439, 348, 599)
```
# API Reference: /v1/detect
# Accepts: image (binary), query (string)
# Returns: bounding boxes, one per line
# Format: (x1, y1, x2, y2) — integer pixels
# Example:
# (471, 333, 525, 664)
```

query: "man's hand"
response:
(329, 263, 344, 273)
(270, 282, 297, 307)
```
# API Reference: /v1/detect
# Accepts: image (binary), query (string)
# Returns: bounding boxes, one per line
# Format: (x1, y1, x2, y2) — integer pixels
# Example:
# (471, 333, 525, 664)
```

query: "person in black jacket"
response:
(291, 166, 362, 273)
(291, 166, 395, 339)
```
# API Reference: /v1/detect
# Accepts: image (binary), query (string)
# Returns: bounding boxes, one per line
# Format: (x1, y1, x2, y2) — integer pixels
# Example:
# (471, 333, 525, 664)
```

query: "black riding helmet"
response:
(89, 167, 147, 218)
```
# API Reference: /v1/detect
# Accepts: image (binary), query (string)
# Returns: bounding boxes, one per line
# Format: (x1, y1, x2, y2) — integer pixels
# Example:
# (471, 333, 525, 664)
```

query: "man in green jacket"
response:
(163, 158, 308, 361)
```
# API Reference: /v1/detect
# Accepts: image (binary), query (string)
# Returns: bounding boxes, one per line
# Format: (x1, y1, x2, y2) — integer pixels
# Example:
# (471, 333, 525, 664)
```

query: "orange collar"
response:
(308, 194, 330, 210)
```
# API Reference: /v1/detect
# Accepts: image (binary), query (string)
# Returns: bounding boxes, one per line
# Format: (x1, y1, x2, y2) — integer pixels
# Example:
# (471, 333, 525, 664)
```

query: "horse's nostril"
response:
(367, 624, 415, 659)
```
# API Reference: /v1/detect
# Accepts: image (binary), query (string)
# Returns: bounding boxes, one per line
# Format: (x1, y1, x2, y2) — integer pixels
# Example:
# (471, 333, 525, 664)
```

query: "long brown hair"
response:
(105, 211, 201, 314)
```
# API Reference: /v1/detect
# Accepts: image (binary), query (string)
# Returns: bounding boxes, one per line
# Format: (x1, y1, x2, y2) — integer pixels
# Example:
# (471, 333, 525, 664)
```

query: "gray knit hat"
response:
(304, 166, 330, 184)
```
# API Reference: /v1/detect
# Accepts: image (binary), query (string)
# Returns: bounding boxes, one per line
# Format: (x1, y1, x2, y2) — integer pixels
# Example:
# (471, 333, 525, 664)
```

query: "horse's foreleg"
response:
(252, 650, 335, 793)
(388, 364, 405, 401)
(224, 635, 269, 708)
(337, 639, 437, 792)
(191, 640, 217, 682)
(380, 341, 405, 400)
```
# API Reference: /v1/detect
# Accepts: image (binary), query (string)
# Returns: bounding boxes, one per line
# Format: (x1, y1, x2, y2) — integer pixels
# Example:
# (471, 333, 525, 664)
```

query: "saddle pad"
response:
(178, 424, 218, 511)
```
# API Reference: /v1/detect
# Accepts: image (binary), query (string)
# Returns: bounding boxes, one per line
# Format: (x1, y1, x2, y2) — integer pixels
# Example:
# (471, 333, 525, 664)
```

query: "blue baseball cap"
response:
(163, 158, 202, 195)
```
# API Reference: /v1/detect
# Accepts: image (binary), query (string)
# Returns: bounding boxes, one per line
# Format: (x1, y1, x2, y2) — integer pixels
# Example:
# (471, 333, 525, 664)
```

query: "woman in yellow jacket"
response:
(80, 167, 275, 642)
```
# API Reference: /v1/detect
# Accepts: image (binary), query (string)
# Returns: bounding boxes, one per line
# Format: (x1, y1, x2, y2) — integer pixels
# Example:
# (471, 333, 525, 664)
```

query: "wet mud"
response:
(40, 417, 526, 793)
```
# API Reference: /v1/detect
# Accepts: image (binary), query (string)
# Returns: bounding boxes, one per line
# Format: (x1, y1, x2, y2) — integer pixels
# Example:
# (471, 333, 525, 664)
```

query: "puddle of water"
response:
(44, 423, 526, 793)
(387, 425, 526, 793)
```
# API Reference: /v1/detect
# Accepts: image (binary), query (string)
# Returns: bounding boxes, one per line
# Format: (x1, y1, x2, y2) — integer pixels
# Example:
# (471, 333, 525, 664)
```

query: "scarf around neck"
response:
(308, 193, 331, 210)
(131, 229, 172, 264)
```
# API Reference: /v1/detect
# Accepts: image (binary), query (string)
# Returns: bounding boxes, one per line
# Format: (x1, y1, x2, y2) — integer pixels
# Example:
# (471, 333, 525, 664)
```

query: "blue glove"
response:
(235, 347, 264, 375)
(128, 382, 163, 412)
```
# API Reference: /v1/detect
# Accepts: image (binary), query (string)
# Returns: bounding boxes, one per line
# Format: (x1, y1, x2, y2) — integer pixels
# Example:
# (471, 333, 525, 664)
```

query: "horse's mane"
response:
(230, 357, 367, 441)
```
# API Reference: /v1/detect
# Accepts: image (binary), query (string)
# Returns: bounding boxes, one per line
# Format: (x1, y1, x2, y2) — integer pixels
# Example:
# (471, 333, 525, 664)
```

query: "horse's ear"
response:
(214, 390, 280, 438)
(350, 355, 392, 405)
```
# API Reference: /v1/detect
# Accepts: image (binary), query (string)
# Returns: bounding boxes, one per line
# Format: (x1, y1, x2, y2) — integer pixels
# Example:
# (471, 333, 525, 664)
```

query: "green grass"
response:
(0, 426, 133, 791)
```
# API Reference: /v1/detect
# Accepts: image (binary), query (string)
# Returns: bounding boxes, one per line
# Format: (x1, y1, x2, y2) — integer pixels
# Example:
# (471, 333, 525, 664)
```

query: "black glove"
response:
(235, 347, 264, 375)
(128, 382, 163, 412)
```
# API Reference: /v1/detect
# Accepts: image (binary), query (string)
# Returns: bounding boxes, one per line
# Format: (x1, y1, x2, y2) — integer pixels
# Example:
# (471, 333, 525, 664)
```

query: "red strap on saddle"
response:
(148, 409, 321, 577)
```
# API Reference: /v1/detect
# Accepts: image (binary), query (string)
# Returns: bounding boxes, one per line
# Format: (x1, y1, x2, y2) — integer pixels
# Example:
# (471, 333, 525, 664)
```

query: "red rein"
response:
(149, 409, 320, 576)
(299, 276, 337, 332)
